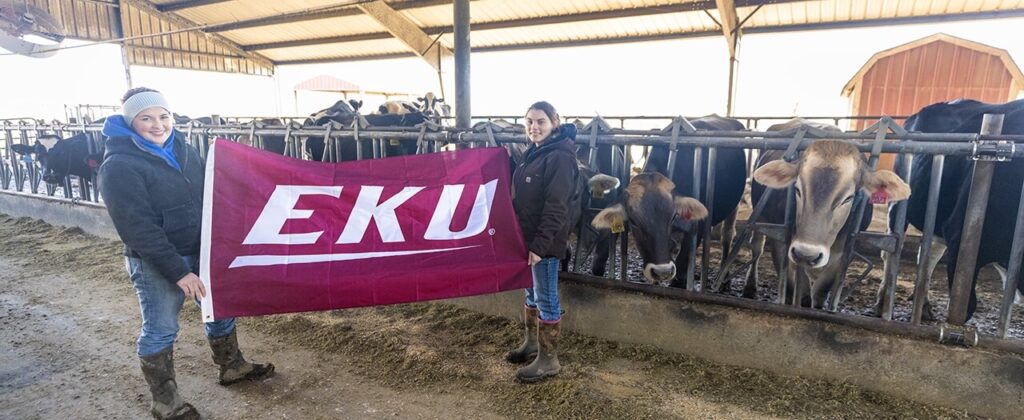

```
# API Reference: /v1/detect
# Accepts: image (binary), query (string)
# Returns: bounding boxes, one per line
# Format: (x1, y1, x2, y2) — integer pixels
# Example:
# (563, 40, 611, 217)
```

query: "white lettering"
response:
(242, 185, 342, 245)
(424, 180, 498, 240)
(337, 186, 424, 244)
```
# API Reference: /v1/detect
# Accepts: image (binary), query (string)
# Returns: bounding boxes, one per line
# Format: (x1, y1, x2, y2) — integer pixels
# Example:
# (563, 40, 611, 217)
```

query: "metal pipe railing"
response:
(3, 117, 1024, 347)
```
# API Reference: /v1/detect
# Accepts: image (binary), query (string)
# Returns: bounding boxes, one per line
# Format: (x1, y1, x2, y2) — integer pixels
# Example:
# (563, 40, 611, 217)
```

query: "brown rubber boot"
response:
(208, 329, 275, 386)
(505, 306, 540, 364)
(516, 319, 562, 383)
(139, 347, 200, 420)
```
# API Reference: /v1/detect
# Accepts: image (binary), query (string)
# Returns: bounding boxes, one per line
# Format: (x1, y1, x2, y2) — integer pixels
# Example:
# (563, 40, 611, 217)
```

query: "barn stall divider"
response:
(2, 116, 1024, 418)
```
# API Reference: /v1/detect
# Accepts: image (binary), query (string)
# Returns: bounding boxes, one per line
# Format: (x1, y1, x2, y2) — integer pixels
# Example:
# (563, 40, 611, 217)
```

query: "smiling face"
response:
(130, 107, 173, 145)
(524, 108, 555, 145)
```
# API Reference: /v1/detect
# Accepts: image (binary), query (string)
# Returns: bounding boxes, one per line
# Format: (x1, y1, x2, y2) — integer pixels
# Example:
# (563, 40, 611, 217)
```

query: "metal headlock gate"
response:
(4, 115, 1024, 355)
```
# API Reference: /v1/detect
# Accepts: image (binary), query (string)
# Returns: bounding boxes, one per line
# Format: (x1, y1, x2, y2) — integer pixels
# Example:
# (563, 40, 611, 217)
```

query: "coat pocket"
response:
(161, 203, 198, 233)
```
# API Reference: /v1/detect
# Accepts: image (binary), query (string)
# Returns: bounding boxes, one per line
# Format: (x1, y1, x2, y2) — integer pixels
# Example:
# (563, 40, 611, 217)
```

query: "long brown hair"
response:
(526, 101, 560, 125)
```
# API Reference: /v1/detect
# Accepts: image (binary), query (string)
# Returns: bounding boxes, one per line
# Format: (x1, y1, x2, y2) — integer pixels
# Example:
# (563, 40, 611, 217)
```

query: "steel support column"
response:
(948, 114, 1004, 325)
(454, 0, 471, 129)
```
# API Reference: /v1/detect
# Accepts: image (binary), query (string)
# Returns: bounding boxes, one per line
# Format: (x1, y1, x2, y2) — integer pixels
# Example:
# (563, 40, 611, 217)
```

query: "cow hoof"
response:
(741, 287, 757, 299)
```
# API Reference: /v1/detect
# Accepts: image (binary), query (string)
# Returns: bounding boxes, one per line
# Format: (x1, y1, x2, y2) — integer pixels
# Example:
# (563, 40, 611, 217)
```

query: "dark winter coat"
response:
(98, 119, 204, 285)
(512, 124, 579, 259)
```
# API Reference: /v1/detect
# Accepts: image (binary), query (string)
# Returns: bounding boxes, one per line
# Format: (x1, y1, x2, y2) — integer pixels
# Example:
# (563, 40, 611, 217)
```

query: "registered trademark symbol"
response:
(488, 228, 496, 235)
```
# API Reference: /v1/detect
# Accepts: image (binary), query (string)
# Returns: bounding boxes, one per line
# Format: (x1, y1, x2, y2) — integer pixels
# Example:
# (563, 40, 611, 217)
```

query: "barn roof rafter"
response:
(15, 0, 1024, 74)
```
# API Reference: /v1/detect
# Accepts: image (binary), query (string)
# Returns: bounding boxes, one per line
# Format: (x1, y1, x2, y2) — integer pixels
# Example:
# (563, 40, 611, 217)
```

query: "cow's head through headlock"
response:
(753, 140, 910, 269)
(591, 172, 708, 284)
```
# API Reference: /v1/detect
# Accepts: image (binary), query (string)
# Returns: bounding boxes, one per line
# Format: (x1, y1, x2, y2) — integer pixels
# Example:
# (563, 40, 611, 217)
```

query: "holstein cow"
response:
(604, 115, 746, 287)
(239, 118, 286, 155)
(377, 100, 419, 115)
(753, 137, 911, 308)
(416, 92, 450, 120)
(303, 100, 429, 161)
(876, 99, 1024, 320)
(13, 125, 105, 185)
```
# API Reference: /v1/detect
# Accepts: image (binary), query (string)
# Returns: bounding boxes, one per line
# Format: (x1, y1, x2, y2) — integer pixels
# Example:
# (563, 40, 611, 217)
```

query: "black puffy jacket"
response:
(98, 133, 204, 284)
(512, 125, 579, 259)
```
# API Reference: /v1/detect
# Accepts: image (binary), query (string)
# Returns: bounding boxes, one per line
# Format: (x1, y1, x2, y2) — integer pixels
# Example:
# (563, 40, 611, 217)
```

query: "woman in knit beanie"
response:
(98, 87, 275, 420)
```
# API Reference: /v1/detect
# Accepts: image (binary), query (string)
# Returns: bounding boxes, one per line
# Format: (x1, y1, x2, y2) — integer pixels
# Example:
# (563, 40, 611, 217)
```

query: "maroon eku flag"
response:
(200, 140, 531, 321)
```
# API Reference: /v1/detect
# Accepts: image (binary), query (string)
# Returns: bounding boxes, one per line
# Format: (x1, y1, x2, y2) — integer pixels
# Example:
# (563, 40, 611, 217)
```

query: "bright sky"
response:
(2, 16, 1023, 129)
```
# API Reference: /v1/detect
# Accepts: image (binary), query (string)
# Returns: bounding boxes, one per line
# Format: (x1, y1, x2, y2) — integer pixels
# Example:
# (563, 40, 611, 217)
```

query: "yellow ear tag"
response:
(592, 189, 605, 199)
(611, 220, 625, 234)
(390, 139, 401, 146)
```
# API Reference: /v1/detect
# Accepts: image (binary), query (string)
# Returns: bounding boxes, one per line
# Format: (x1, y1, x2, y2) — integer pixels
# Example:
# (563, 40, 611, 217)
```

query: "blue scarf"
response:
(103, 115, 181, 171)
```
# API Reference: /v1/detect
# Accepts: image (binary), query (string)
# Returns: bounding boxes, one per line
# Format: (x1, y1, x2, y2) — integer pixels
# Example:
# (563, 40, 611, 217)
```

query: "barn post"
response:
(454, 0, 471, 131)
(997, 172, 1024, 337)
(947, 114, 1004, 325)
(911, 155, 945, 325)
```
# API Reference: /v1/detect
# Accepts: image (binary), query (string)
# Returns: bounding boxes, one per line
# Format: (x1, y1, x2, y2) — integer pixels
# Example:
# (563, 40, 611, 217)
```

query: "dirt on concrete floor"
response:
(0, 214, 976, 419)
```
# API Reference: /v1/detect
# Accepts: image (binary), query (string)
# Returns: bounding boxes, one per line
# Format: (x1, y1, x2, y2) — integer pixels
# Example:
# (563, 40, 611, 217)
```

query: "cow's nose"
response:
(644, 263, 676, 284)
(790, 243, 824, 267)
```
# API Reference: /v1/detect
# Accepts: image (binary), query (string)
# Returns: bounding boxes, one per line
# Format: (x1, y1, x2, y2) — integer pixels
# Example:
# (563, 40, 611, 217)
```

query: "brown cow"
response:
(591, 172, 709, 284)
(752, 136, 910, 308)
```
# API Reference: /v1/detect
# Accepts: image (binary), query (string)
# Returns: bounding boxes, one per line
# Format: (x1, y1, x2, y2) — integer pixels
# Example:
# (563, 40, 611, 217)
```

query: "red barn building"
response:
(843, 33, 1024, 169)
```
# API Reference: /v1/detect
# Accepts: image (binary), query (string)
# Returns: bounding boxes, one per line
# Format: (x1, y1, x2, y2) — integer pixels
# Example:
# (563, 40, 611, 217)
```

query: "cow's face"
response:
(592, 173, 707, 284)
(754, 141, 910, 268)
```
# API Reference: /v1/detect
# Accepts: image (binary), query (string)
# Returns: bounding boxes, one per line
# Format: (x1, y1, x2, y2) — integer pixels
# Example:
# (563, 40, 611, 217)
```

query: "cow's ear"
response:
(753, 160, 798, 189)
(592, 204, 627, 230)
(588, 174, 620, 198)
(862, 169, 911, 203)
(675, 196, 708, 221)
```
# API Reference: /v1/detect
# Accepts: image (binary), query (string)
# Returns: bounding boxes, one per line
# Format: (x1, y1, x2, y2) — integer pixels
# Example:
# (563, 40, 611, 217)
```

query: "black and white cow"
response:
(10, 123, 105, 186)
(303, 100, 429, 161)
(876, 99, 1024, 320)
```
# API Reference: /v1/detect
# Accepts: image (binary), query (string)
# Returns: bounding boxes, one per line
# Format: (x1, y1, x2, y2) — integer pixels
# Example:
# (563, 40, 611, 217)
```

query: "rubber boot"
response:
(139, 347, 200, 420)
(505, 306, 539, 364)
(516, 319, 561, 383)
(208, 329, 275, 386)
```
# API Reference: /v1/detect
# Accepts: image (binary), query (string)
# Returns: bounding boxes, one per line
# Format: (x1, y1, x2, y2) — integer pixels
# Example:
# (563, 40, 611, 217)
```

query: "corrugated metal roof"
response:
(15, 0, 1024, 72)
(23, 0, 120, 41)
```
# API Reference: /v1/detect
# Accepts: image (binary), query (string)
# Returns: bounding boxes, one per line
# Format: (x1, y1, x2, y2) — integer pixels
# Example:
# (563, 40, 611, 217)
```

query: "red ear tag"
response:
(870, 188, 889, 204)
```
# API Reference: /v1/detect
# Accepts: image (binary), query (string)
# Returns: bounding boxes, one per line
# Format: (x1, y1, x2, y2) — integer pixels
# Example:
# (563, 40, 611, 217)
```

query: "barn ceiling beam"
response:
(125, 44, 243, 60)
(715, 0, 740, 57)
(157, 0, 232, 13)
(274, 8, 1024, 65)
(715, 0, 740, 117)
(245, 0, 803, 51)
(204, 0, 459, 33)
(120, 0, 275, 69)
(354, 0, 452, 73)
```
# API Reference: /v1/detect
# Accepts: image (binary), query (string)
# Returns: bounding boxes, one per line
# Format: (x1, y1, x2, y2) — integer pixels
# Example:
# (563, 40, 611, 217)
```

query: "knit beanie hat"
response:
(122, 91, 171, 122)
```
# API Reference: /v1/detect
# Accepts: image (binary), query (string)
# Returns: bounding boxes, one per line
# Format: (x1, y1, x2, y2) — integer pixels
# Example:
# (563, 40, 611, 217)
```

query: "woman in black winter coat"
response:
(505, 101, 578, 383)
(98, 87, 274, 420)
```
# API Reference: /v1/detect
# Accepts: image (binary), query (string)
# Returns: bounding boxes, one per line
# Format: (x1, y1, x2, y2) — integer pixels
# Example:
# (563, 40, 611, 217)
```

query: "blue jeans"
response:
(126, 255, 235, 357)
(524, 257, 561, 322)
